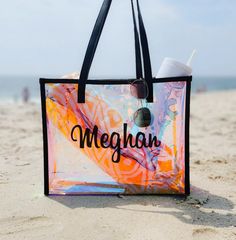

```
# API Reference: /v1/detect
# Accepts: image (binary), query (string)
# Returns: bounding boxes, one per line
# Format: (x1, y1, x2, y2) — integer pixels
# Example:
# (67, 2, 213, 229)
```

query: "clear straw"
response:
(186, 49, 196, 66)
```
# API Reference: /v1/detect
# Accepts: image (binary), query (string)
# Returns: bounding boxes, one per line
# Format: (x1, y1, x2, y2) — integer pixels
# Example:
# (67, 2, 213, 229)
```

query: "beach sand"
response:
(0, 90, 235, 240)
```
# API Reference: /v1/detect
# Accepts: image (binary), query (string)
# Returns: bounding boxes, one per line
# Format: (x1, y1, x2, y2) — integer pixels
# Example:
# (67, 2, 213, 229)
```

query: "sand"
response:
(0, 90, 236, 240)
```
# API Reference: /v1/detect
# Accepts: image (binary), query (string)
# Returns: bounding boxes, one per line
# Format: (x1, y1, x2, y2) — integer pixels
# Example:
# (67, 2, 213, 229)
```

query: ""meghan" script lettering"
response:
(71, 123, 161, 163)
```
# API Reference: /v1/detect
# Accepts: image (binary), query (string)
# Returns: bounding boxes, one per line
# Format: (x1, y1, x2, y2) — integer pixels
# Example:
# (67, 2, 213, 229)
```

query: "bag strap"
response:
(78, 0, 153, 103)
(136, 0, 153, 102)
(131, 0, 143, 79)
(78, 0, 143, 100)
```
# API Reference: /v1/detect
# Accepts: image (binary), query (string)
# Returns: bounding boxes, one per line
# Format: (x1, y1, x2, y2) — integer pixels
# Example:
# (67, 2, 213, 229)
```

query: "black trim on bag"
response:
(185, 78, 191, 195)
(40, 76, 191, 85)
(39, 76, 191, 196)
(40, 81, 49, 196)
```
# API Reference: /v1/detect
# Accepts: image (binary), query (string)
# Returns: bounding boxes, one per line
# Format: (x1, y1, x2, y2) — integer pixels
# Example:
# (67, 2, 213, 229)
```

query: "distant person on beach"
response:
(22, 87, 30, 103)
(196, 85, 207, 93)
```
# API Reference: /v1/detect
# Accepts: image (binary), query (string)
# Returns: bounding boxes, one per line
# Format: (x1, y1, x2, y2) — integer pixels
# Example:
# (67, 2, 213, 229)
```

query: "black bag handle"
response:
(131, 0, 143, 80)
(78, 0, 143, 100)
(136, 0, 153, 102)
(78, 0, 153, 103)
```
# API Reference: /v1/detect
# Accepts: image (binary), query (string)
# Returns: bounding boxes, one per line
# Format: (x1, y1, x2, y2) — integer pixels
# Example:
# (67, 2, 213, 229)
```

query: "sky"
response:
(0, 0, 235, 77)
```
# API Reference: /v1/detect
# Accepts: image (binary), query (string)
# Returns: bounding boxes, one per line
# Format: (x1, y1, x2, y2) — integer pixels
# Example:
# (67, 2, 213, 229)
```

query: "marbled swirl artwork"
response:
(43, 80, 187, 194)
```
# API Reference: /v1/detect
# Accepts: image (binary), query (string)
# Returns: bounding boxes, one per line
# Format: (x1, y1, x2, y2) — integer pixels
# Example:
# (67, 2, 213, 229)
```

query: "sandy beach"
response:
(0, 90, 236, 240)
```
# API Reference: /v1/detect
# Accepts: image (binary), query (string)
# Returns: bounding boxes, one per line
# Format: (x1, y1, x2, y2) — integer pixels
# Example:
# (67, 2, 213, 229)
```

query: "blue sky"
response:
(0, 0, 235, 77)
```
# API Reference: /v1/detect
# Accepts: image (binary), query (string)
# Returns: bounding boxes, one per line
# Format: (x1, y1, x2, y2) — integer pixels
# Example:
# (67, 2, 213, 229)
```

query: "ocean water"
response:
(0, 75, 235, 101)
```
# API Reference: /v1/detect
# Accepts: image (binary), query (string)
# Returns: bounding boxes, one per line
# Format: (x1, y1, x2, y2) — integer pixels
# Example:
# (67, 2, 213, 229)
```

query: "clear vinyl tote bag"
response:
(40, 0, 191, 195)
